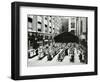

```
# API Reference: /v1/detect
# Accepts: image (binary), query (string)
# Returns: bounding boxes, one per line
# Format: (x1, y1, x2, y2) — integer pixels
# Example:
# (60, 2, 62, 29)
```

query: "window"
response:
(45, 17, 47, 20)
(45, 24, 47, 27)
(38, 29, 41, 32)
(49, 20, 51, 22)
(37, 21, 41, 24)
(71, 22, 75, 28)
(28, 17, 32, 23)
(28, 17, 33, 29)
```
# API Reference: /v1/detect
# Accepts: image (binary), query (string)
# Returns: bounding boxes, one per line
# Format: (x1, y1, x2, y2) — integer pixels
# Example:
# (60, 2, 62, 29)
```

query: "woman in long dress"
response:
(38, 46, 44, 60)
(74, 48, 80, 63)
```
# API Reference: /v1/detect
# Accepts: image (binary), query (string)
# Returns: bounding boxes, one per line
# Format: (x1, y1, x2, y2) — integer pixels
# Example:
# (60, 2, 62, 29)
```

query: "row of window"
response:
(28, 32, 53, 41)
(28, 16, 62, 34)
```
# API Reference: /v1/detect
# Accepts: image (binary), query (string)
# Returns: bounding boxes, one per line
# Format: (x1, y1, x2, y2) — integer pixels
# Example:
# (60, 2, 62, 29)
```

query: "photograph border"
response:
(11, 1, 98, 80)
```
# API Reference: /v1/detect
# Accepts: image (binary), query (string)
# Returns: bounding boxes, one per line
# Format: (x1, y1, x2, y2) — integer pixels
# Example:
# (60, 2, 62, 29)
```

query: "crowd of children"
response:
(28, 42, 87, 64)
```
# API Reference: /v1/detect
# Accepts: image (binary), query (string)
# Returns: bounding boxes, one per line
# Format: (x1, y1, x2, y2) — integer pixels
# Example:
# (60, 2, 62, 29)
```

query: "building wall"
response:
(28, 15, 87, 39)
